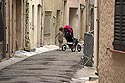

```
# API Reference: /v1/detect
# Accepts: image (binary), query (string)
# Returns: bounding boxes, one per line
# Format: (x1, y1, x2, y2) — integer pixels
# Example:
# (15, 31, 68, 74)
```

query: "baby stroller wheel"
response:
(71, 45, 76, 52)
(62, 44, 66, 51)
(77, 44, 81, 52)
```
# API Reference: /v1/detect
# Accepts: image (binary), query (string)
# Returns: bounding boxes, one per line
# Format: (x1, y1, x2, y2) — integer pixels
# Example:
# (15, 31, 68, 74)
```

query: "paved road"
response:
(0, 49, 83, 83)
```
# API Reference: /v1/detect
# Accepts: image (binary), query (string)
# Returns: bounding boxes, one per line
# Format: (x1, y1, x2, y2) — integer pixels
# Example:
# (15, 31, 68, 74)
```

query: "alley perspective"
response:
(0, 0, 125, 83)
(0, 46, 98, 83)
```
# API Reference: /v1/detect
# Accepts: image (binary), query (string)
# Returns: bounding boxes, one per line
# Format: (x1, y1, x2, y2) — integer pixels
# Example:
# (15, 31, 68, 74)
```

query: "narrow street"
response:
(0, 49, 83, 83)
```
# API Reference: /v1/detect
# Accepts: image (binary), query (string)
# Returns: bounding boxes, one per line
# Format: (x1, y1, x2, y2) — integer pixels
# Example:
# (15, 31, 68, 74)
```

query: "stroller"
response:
(62, 25, 81, 52)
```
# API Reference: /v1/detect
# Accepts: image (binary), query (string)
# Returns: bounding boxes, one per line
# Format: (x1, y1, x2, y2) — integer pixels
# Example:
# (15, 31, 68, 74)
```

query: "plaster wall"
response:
(43, 0, 64, 45)
(66, 0, 85, 39)
(28, 0, 42, 48)
(4, 0, 24, 57)
(98, 0, 125, 83)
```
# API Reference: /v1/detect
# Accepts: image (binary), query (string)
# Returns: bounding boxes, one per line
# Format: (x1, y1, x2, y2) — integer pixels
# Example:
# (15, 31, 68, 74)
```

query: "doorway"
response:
(37, 5, 42, 47)
(16, 0, 22, 50)
(69, 8, 78, 38)
(31, 5, 34, 48)
(63, 1, 67, 24)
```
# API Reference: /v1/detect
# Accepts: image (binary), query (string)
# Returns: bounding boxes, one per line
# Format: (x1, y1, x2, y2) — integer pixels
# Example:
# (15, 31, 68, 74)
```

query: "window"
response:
(113, 0, 125, 51)
(44, 11, 51, 35)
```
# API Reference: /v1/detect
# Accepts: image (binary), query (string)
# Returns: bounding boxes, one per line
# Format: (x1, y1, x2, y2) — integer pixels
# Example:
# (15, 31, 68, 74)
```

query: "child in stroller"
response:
(62, 25, 81, 52)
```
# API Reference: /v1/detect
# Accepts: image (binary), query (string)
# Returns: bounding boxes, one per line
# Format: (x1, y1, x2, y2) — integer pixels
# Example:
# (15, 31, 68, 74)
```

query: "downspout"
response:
(85, 0, 87, 32)
(40, 0, 43, 46)
(78, 0, 80, 39)
(41, 0, 44, 46)
(8, 0, 10, 58)
(93, 0, 98, 70)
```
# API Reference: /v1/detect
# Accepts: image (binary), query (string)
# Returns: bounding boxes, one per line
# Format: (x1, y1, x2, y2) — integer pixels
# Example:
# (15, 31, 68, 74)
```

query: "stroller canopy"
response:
(63, 25, 74, 42)
(64, 25, 73, 33)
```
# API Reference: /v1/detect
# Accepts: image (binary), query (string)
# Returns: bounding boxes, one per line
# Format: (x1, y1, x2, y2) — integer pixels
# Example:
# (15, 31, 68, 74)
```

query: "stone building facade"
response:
(65, 0, 86, 40)
(0, 0, 25, 60)
(43, 0, 64, 45)
(0, 0, 87, 61)
(26, 0, 42, 49)
(98, 0, 125, 83)
(27, 0, 87, 46)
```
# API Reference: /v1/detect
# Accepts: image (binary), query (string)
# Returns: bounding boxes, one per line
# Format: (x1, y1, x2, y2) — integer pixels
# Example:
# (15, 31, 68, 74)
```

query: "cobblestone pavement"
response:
(0, 49, 83, 83)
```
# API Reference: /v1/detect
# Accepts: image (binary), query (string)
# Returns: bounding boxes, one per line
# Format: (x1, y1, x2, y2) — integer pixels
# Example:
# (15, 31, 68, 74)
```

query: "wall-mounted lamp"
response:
(53, 16, 56, 18)
(53, 16, 56, 24)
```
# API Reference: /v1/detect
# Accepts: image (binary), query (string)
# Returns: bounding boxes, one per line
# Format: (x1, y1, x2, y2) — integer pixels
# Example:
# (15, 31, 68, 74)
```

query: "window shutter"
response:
(113, 0, 125, 51)
(44, 11, 51, 35)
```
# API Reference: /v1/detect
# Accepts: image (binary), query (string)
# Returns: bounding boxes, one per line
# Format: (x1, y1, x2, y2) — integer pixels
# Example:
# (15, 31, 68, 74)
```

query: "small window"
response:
(44, 11, 51, 35)
(113, 0, 125, 51)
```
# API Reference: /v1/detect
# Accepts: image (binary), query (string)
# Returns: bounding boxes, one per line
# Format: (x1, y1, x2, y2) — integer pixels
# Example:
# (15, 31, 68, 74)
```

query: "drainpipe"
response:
(86, 0, 90, 32)
(94, 0, 98, 69)
(41, 0, 44, 46)
(78, 0, 80, 39)
(8, 0, 10, 58)
(40, 0, 44, 46)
